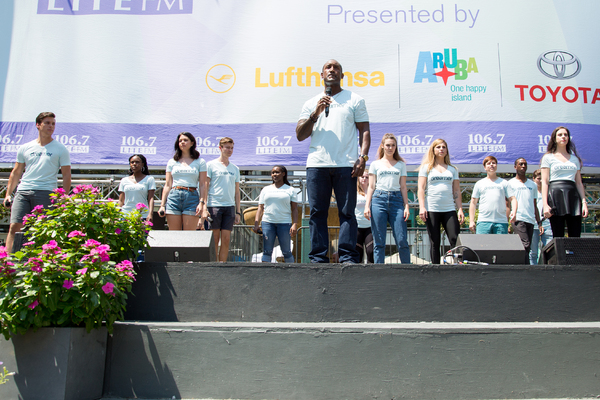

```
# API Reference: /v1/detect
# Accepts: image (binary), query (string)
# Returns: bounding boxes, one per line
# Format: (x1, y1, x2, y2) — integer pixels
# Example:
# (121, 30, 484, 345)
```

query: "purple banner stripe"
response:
(0, 121, 598, 168)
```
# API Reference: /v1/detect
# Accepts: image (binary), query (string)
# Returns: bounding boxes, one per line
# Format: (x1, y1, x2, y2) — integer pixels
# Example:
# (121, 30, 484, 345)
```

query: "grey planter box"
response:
(0, 326, 107, 400)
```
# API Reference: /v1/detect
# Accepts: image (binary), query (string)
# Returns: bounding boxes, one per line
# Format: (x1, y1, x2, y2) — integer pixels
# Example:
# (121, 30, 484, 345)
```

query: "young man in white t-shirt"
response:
(508, 157, 541, 259)
(469, 156, 517, 234)
(3, 112, 71, 252)
(203, 137, 241, 262)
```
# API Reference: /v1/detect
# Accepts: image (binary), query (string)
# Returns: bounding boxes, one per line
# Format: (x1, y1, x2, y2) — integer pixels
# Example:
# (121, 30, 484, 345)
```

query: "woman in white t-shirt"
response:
(355, 170, 374, 263)
(253, 165, 298, 263)
(364, 134, 410, 264)
(417, 139, 464, 264)
(540, 126, 588, 237)
(118, 154, 156, 221)
(158, 132, 207, 231)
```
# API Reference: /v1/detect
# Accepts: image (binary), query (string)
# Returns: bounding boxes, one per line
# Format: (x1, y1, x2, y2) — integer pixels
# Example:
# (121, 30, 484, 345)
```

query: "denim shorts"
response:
(11, 190, 53, 224)
(166, 188, 199, 216)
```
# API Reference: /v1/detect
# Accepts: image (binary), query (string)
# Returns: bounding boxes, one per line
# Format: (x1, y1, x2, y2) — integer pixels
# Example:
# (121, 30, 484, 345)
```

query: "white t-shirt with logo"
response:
(207, 159, 240, 207)
(541, 153, 580, 182)
(118, 175, 156, 218)
(299, 89, 369, 168)
(418, 165, 458, 212)
(355, 193, 370, 229)
(508, 177, 537, 225)
(166, 158, 207, 189)
(369, 159, 407, 192)
(472, 177, 514, 224)
(16, 139, 71, 191)
(258, 184, 299, 224)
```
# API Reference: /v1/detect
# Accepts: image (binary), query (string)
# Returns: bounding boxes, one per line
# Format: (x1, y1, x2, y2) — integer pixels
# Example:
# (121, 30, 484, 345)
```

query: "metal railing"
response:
(226, 224, 470, 264)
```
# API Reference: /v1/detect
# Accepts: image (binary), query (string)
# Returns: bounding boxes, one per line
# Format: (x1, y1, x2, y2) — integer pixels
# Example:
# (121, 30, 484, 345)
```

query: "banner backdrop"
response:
(0, 0, 598, 169)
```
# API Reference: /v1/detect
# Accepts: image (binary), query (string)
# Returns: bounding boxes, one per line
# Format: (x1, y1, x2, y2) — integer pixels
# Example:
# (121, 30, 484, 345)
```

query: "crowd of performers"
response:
(3, 61, 589, 265)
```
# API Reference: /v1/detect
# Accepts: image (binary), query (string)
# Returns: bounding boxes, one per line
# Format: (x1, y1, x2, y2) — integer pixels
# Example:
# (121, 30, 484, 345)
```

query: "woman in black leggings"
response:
(418, 139, 464, 264)
(540, 126, 588, 237)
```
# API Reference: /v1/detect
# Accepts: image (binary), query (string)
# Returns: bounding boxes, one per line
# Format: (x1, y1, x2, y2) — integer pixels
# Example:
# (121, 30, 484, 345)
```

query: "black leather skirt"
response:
(548, 180, 581, 217)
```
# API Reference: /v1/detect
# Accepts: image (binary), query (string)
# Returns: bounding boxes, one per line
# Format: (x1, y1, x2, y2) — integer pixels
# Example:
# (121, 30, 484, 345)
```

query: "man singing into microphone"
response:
(296, 59, 370, 263)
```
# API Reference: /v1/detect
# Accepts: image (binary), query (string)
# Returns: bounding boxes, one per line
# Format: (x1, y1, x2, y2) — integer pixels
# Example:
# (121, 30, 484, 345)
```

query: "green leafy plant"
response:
(0, 185, 151, 339)
(0, 362, 14, 384)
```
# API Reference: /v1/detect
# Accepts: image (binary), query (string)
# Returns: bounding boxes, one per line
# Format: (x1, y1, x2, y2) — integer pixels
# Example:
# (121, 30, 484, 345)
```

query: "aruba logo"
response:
(413, 49, 478, 85)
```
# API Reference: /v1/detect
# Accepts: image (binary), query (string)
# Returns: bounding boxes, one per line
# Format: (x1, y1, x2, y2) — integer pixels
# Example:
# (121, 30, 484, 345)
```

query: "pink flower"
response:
(42, 240, 58, 250)
(63, 280, 74, 289)
(32, 205, 44, 213)
(28, 300, 39, 309)
(76, 267, 88, 275)
(41, 240, 61, 255)
(116, 260, 134, 271)
(144, 221, 153, 227)
(23, 241, 35, 247)
(114, 228, 122, 234)
(0, 246, 7, 259)
(68, 230, 86, 238)
(136, 203, 147, 210)
(54, 188, 66, 195)
(83, 239, 101, 248)
(27, 257, 43, 273)
(102, 282, 115, 295)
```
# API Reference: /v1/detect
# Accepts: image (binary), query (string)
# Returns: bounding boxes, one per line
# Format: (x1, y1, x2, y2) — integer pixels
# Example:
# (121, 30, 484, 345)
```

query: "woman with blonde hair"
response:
(364, 133, 410, 264)
(355, 170, 373, 263)
(418, 139, 464, 263)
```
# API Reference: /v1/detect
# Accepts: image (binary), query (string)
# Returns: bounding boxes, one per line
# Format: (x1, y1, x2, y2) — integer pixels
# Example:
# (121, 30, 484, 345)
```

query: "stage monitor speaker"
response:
(542, 237, 600, 265)
(145, 230, 216, 262)
(456, 234, 528, 264)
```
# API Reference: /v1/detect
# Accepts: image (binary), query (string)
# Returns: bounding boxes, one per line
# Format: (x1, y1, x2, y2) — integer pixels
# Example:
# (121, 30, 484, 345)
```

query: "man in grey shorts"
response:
(3, 112, 71, 252)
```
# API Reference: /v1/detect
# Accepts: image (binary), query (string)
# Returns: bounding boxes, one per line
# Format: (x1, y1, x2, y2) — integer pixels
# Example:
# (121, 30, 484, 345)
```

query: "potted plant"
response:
(0, 184, 151, 400)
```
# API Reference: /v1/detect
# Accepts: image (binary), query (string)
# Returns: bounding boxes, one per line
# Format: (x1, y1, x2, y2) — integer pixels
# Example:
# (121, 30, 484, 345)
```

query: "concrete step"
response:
(125, 262, 600, 323)
(104, 321, 600, 400)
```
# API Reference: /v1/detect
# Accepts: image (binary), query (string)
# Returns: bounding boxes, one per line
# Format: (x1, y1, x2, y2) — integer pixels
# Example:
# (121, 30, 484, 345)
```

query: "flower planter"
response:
(0, 327, 107, 400)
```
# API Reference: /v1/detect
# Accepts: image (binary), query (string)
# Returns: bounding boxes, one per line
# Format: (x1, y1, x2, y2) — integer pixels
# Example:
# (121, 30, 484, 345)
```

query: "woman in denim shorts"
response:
(158, 132, 207, 230)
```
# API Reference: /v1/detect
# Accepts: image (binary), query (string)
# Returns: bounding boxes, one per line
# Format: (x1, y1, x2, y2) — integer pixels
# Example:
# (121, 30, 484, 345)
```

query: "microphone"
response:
(325, 86, 331, 117)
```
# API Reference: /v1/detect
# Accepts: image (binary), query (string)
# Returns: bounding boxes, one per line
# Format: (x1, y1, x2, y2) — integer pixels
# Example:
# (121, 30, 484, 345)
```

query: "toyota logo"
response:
(537, 50, 581, 80)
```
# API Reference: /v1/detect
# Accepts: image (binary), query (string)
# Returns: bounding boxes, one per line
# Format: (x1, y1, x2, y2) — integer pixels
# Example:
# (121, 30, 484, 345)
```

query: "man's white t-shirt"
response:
(207, 159, 240, 207)
(16, 139, 71, 191)
(508, 177, 537, 225)
(299, 89, 369, 168)
(472, 177, 514, 224)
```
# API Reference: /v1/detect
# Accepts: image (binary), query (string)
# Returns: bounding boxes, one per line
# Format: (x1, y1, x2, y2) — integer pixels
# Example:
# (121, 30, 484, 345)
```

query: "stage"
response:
(100, 261, 600, 399)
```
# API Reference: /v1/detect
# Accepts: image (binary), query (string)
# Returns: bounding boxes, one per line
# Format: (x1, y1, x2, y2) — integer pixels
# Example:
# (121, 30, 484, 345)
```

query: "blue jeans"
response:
(306, 167, 358, 263)
(370, 190, 410, 264)
(261, 222, 294, 263)
(529, 226, 553, 264)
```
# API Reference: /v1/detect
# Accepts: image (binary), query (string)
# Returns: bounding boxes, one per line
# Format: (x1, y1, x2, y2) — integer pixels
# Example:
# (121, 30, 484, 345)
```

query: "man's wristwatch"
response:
(359, 154, 369, 162)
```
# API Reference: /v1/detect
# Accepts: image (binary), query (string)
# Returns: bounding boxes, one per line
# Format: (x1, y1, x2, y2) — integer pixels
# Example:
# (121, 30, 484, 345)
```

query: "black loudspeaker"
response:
(542, 237, 600, 265)
(456, 234, 528, 264)
(145, 231, 216, 262)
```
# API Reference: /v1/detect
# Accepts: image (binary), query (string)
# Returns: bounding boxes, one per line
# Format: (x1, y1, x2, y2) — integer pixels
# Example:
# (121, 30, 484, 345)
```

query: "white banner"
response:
(0, 0, 598, 168)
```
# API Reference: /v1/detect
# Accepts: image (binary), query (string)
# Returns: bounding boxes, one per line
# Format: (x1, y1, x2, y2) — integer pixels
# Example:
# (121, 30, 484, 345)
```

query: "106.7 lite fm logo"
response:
(413, 48, 485, 102)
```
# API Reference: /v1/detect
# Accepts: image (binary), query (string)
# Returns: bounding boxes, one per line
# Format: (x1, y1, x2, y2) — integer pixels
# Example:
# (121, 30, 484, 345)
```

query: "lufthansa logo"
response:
(206, 64, 236, 93)
(537, 50, 581, 80)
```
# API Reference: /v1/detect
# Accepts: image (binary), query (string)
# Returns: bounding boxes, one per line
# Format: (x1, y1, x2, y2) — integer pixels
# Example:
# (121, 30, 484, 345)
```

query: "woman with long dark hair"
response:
(158, 132, 207, 230)
(253, 165, 298, 263)
(118, 154, 155, 221)
(540, 126, 588, 237)
(418, 139, 464, 263)
(364, 133, 411, 264)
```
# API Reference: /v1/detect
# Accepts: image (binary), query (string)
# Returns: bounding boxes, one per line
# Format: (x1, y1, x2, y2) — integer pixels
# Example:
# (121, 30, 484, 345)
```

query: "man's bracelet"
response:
(309, 113, 318, 123)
